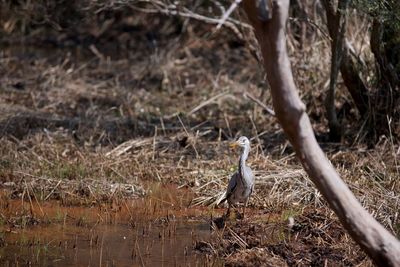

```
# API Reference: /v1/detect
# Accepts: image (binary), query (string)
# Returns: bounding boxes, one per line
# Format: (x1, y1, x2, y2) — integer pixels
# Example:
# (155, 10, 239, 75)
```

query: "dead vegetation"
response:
(0, 1, 399, 266)
(203, 210, 368, 266)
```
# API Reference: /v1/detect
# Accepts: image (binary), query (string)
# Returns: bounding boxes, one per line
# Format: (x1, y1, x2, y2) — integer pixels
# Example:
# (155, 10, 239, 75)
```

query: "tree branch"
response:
(241, 0, 400, 266)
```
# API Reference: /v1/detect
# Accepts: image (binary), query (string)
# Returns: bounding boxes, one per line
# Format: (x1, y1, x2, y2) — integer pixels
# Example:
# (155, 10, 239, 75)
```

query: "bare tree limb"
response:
(123, 0, 250, 39)
(322, 0, 369, 117)
(241, 0, 400, 266)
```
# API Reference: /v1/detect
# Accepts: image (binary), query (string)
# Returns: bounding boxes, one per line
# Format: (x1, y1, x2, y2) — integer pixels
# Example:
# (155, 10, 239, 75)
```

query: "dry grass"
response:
(0, 2, 399, 266)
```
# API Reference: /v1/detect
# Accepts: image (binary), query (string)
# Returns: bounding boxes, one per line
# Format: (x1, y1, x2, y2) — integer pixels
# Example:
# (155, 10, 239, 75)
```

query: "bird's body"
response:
(222, 136, 254, 218)
(226, 169, 253, 204)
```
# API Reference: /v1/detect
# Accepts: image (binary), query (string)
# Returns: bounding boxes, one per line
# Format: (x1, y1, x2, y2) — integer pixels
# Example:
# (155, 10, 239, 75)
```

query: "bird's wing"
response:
(225, 172, 239, 199)
(217, 172, 238, 205)
(244, 166, 254, 183)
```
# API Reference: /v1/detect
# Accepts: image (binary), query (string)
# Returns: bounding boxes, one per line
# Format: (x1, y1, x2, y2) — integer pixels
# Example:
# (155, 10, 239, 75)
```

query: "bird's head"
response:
(230, 136, 250, 149)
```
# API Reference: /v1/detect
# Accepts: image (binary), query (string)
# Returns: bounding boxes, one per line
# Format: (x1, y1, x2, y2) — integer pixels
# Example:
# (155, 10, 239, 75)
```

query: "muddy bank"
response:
(204, 212, 368, 267)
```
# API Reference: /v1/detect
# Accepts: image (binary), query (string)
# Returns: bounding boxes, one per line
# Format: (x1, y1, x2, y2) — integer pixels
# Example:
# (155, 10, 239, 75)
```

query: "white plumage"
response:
(221, 136, 254, 218)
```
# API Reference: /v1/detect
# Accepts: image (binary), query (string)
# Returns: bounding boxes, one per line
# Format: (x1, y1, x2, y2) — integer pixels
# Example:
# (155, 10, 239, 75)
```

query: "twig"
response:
(89, 44, 105, 61)
(228, 227, 248, 249)
(216, 0, 243, 30)
(99, 234, 104, 266)
(153, 126, 157, 160)
(188, 91, 228, 115)
(224, 112, 233, 138)
(387, 116, 399, 178)
(126, 1, 250, 39)
(177, 115, 199, 158)
(135, 239, 145, 267)
(44, 180, 62, 201)
(249, 115, 265, 157)
(289, 17, 332, 41)
(24, 180, 35, 217)
(244, 92, 275, 116)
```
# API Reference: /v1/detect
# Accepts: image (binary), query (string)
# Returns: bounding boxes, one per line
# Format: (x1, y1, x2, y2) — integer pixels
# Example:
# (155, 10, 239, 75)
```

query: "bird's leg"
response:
(242, 199, 249, 219)
(225, 204, 231, 219)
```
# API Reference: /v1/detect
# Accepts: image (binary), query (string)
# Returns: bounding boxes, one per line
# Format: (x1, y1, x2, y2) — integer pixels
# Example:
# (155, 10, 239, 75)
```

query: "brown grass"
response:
(0, 2, 399, 266)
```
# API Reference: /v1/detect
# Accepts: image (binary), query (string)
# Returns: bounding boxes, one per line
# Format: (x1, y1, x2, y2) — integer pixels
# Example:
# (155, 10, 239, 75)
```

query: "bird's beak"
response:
(229, 141, 239, 149)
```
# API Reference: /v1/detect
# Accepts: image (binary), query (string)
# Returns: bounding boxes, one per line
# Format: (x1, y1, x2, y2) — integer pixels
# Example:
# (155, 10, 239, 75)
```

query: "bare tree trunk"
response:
(241, 0, 400, 266)
(324, 0, 349, 141)
(322, 0, 369, 118)
(370, 19, 400, 139)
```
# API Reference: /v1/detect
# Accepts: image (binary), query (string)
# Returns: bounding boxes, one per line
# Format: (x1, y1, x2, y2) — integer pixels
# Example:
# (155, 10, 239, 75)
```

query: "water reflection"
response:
(1, 221, 210, 266)
(0, 184, 214, 266)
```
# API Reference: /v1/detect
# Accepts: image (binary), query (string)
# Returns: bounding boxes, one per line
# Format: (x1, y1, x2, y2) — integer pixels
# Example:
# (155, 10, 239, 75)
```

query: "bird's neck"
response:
(238, 145, 250, 177)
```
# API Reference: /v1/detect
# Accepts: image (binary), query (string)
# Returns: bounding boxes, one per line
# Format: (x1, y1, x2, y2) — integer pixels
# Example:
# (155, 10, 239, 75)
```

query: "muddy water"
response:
(1, 222, 209, 266)
(0, 184, 215, 266)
